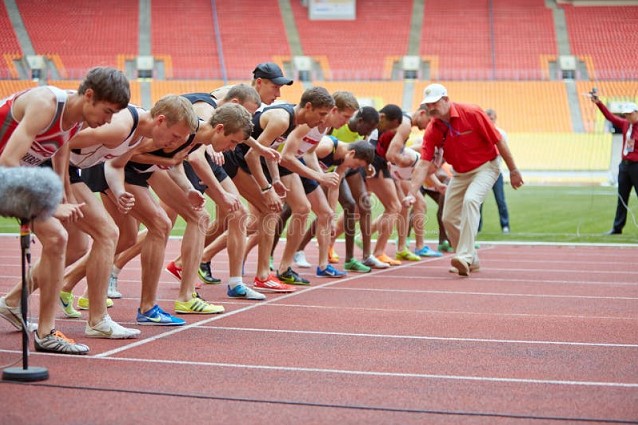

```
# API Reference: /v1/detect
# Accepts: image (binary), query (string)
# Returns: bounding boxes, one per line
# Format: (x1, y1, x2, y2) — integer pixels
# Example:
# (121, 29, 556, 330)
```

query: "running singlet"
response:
(70, 105, 142, 169)
(293, 125, 328, 158)
(126, 120, 200, 175)
(251, 103, 296, 150)
(0, 86, 84, 166)
(182, 93, 217, 109)
(317, 136, 341, 172)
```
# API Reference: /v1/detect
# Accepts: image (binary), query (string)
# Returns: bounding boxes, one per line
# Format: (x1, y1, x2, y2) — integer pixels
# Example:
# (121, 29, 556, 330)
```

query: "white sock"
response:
(111, 266, 121, 277)
(228, 277, 242, 289)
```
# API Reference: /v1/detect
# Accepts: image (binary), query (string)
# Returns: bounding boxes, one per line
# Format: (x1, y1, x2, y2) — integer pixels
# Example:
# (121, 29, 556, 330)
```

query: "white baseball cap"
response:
(420, 83, 448, 104)
(620, 102, 638, 114)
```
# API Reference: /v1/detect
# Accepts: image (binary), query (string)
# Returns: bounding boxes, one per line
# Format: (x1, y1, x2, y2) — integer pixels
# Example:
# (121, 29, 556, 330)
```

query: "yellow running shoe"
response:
(395, 249, 421, 261)
(175, 292, 225, 314)
(59, 291, 81, 318)
(77, 296, 114, 310)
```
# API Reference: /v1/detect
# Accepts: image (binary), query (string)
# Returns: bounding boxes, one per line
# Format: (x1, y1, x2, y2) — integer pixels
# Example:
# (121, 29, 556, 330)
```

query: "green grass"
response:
(2, 186, 636, 245)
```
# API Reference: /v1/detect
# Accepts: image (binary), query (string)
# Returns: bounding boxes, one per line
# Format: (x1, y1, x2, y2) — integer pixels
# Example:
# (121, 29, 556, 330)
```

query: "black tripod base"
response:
(3, 366, 49, 382)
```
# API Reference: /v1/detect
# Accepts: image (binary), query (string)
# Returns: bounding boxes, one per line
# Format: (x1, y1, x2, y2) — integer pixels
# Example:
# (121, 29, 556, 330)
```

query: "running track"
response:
(0, 236, 636, 424)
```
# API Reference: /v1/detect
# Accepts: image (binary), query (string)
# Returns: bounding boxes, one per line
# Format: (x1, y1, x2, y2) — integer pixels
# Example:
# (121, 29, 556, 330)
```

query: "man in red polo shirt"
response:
(407, 84, 524, 276)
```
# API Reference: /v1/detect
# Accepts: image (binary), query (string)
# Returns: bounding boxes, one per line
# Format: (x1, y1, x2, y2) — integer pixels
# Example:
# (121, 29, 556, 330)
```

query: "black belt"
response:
(621, 159, 637, 165)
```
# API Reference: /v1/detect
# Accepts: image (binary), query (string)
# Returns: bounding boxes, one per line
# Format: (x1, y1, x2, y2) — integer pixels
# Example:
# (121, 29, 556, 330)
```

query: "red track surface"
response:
(0, 236, 636, 424)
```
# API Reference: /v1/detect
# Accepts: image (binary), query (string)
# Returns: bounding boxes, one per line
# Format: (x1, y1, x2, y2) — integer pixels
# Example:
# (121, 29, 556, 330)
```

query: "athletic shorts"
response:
(222, 149, 250, 179)
(184, 158, 228, 194)
(81, 163, 109, 193)
(369, 154, 390, 179)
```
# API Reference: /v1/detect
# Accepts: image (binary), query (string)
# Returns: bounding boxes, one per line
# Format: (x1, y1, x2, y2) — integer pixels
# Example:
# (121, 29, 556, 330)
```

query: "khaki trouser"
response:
(442, 158, 500, 265)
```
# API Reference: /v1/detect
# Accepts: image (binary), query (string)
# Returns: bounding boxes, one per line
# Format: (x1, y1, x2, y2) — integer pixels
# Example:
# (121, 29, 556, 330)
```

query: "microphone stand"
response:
(2, 218, 48, 382)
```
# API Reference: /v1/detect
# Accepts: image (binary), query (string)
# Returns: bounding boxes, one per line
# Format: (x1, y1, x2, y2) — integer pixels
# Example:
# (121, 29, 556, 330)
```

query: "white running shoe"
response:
(85, 315, 140, 339)
(293, 251, 312, 268)
(363, 255, 390, 269)
(0, 296, 23, 330)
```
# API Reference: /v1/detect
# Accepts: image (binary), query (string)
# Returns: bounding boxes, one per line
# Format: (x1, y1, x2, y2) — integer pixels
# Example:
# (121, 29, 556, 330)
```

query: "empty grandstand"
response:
(1, 0, 636, 184)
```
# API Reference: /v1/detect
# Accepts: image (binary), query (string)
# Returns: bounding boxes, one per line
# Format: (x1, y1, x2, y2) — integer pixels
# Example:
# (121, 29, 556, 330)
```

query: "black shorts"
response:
(124, 165, 154, 188)
(299, 176, 320, 194)
(369, 154, 391, 179)
(68, 165, 83, 184)
(81, 163, 109, 193)
(222, 149, 250, 179)
(298, 157, 319, 194)
(184, 158, 228, 194)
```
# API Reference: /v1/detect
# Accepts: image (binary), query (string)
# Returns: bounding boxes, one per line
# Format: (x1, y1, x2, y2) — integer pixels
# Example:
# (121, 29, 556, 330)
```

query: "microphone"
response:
(0, 166, 63, 220)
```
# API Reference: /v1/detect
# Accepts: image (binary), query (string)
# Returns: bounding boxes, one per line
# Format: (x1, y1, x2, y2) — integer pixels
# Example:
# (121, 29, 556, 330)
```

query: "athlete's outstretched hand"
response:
(54, 202, 86, 222)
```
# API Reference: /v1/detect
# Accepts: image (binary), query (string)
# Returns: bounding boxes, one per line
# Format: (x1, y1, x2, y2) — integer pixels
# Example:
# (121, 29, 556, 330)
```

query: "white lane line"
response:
(2, 351, 632, 389)
(199, 326, 638, 348)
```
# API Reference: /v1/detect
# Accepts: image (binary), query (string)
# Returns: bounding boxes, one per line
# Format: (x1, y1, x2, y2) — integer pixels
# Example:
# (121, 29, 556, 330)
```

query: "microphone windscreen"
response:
(0, 166, 63, 220)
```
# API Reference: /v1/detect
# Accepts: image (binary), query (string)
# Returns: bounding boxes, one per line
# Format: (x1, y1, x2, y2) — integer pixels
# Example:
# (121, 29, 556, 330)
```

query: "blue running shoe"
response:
(415, 246, 443, 257)
(227, 284, 266, 300)
(137, 304, 185, 326)
(316, 264, 347, 278)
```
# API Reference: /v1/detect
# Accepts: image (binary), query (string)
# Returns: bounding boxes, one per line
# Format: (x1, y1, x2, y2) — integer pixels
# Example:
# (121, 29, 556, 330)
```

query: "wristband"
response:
(510, 168, 519, 174)
(261, 184, 272, 192)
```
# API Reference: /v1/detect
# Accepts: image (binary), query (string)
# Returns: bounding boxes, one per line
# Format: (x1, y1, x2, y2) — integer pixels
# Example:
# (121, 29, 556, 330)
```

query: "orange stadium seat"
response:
(0, 2, 22, 79)
(412, 81, 572, 133)
(215, 0, 290, 80)
(151, 0, 221, 79)
(319, 82, 404, 109)
(48, 80, 141, 107)
(290, 0, 412, 80)
(563, 4, 638, 80)
(17, 0, 138, 78)
(0, 80, 38, 98)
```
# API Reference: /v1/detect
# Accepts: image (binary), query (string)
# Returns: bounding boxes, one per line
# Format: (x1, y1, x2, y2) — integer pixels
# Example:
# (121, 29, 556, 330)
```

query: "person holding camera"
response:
(590, 90, 638, 235)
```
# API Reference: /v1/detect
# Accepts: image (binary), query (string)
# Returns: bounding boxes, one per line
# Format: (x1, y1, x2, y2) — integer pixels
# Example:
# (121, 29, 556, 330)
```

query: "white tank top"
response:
(70, 106, 143, 169)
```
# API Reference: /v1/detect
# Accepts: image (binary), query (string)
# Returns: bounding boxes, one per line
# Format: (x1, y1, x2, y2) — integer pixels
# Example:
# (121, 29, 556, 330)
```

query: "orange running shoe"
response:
(376, 253, 401, 266)
(253, 274, 297, 293)
(328, 246, 340, 264)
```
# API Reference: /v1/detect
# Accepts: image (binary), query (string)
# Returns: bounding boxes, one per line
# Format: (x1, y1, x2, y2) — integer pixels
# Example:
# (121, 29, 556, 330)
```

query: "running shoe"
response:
(376, 253, 401, 266)
(363, 255, 389, 269)
(107, 273, 122, 299)
(344, 258, 371, 273)
(328, 246, 340, 264)
(415, 246, 443, 258)
(166, 261, 202, 288)
(316, 264, 347, 278)
(34, 329, 89, 355)
(85, 315, 140, 338)
(59, 291, 81, 318)
(77, 296, 113, 310)
(293, 251, 312, 268)
(253, 274, 297, 293)
(198, 261, 222, 284)
(175, 292, 225, 314)
(165, 260, 182, 281)
(277, 267, 310, 285)
(227, 284, 266, 300)
(137, 304, 186, 325)
(395, 249, 421, 262)
(438, 240, 454, 253)
(0, 296, 23, 330)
